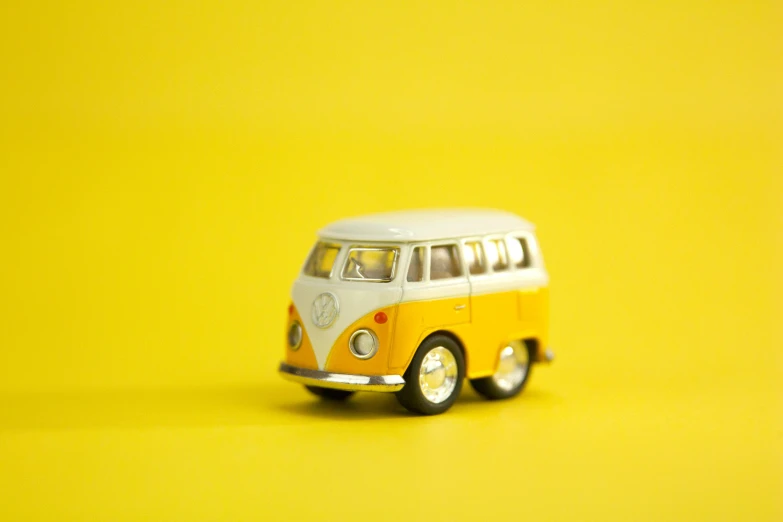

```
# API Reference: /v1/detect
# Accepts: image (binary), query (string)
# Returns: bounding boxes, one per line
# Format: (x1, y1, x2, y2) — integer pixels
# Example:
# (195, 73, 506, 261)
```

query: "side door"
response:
(389, 243, 471, 371)
(402, 242, 471, 328)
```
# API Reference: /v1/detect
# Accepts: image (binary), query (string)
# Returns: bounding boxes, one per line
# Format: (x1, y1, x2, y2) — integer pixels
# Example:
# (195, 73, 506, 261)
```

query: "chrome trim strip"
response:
(278, 362, 405, 392)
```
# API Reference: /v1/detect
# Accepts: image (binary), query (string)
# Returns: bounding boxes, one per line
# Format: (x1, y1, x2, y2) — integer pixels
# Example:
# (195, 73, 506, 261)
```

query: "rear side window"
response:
(430, 244, 463, 280)
(407, 246, 425, 282)
(463, 241, 487, 275)
(507, 236, 532, 268)
(303, 242, 341, 278)
(485, 238, 509, 271)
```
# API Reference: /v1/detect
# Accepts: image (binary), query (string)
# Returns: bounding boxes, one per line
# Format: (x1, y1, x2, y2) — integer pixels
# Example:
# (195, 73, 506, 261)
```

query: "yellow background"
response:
(1, 1, 781, 520)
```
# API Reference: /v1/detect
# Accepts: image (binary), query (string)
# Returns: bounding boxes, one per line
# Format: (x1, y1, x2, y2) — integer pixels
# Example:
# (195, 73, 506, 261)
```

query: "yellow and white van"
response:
(279, 209, 553, 415)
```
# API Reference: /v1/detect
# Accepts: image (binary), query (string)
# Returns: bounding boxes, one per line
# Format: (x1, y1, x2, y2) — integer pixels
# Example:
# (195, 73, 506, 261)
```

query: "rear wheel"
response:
(305, 385, 355, 401)
(470, 340, 532, 400)
(396, 334, 465, 415)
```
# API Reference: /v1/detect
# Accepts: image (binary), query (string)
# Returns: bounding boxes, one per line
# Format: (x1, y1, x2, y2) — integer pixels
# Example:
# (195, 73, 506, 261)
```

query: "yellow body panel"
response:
(465, 290, 522, 376)
(419, 295, 471, 328)
(518, 287, 549, 344)
(390, 287, 548, 378)
(388, 296, 469, 371)
(324, 305, 400, 376)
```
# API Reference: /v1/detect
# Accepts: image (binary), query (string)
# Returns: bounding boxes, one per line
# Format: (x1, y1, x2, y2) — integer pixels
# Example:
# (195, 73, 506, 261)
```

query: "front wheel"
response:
(305, 385, 355, 401)
(396, 335, 465, 415)
(470, 340, 532, 400)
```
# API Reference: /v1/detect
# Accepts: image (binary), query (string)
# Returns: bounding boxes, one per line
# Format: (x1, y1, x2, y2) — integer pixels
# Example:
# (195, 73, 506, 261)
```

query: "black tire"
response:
(395, 334, 465, 415)
(470, 341, 533, 400)
(305, 385, 355, 401)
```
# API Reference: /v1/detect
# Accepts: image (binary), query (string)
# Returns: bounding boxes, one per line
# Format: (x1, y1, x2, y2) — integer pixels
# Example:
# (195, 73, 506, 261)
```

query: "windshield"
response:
(341, 246, 399, 282)
(303, 242, 341, 278)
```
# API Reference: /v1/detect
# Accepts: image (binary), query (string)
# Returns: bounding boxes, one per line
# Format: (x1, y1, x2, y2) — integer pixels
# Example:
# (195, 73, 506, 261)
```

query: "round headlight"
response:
(349, 329, 378, 359)
(288, 321, 302, 350)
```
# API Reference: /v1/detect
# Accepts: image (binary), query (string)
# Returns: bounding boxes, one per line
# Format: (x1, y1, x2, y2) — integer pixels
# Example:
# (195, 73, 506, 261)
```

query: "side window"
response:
(507, 236, 532, 268)
(407, 246, 425, 282)
(430, 244, 462, 280)
(463, 241, 487, 275)
(485, 238, 509, 271)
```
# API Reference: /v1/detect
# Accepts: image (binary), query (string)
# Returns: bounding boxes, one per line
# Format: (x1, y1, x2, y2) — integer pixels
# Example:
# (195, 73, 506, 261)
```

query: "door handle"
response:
(454, 304, 466, 311)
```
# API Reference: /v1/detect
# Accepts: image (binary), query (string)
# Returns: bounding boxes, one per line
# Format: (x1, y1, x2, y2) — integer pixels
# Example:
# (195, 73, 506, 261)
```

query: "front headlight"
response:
(288, 321, 302, 350)
(349, 329, 378, 359)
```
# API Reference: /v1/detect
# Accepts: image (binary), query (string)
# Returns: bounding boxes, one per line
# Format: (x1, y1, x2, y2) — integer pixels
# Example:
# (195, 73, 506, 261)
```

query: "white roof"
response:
(318, 208, 535, 242)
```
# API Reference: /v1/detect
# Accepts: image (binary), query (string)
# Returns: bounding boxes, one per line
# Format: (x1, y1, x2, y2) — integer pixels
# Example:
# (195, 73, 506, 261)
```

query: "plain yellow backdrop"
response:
(0, 1, 781, 521)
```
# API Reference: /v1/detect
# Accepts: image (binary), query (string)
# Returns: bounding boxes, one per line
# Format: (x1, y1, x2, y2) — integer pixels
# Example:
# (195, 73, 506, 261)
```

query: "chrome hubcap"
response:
(418, 346, 458, 404)
(492, 342, 529, 392)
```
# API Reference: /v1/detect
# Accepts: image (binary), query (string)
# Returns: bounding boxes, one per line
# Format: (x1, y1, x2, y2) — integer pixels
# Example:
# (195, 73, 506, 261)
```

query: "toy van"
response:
(279, 209, 553, 415)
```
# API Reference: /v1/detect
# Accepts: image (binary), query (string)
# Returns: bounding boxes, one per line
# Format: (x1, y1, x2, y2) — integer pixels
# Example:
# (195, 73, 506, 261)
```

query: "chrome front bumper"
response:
(278, 362, 406, 392)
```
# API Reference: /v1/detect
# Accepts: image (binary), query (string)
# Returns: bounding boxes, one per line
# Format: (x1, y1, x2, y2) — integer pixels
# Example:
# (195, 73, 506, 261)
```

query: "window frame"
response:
(402, 241, 471, 286)
(428, 242, 466, 281)
(459, 237, 490, 277)
(406, 244, 428, 283)
(505, 233, 534, 270)
(482, 234, 512, 274)
(340, 245, 401, 283)
(509, 231, 542, 270)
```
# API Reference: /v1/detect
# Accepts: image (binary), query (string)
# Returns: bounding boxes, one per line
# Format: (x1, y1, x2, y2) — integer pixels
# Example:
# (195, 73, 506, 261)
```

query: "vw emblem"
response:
(311, 292, 339, 329)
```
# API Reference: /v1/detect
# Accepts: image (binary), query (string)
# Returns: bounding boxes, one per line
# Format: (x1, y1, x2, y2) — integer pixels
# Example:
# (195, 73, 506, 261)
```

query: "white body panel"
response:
(292, 278, 402, 369)
(402, 276, 471, 302)
(319, 208, 534, 242)
(467, 268, 549, 295)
